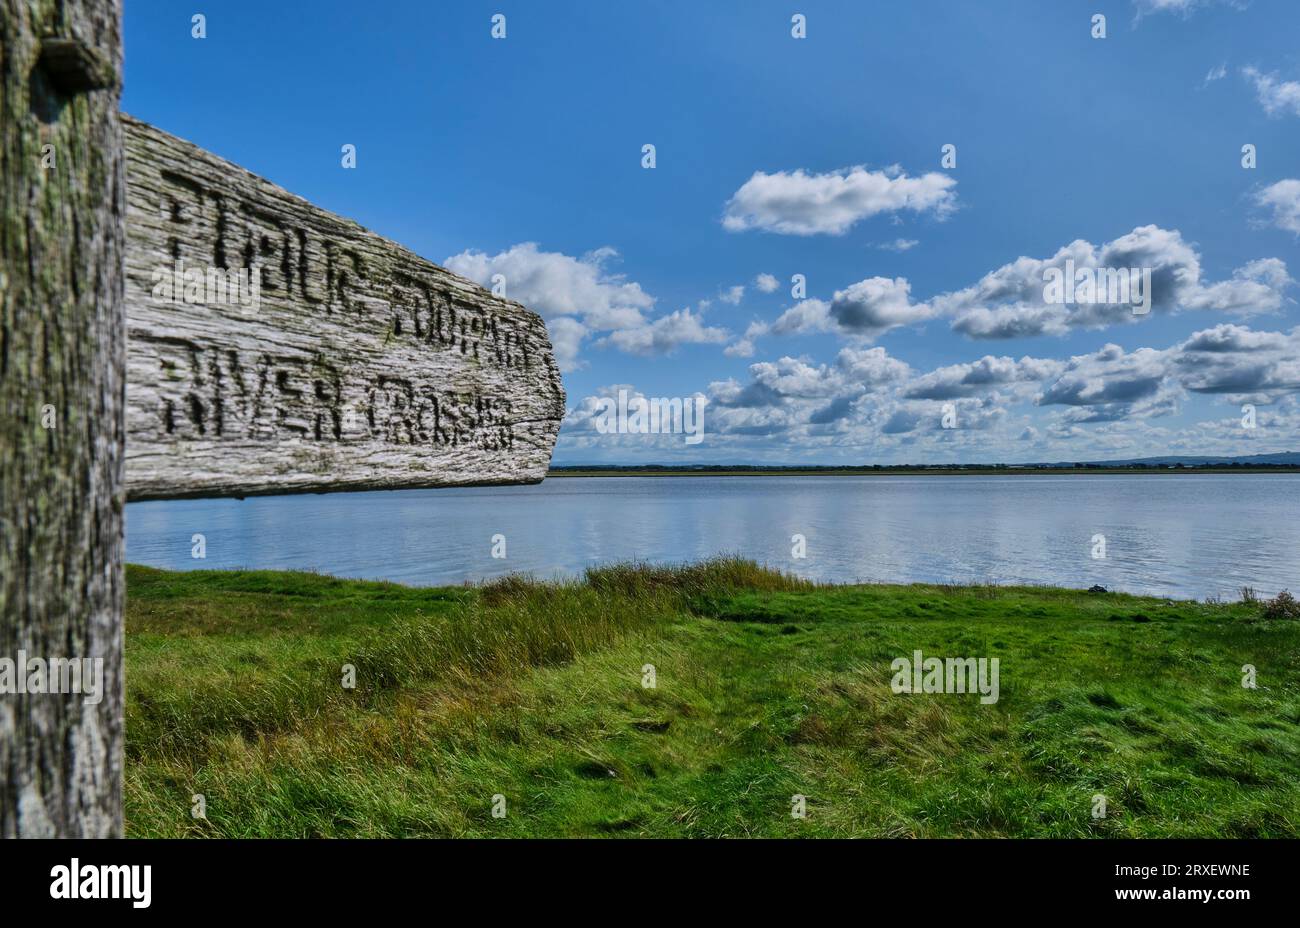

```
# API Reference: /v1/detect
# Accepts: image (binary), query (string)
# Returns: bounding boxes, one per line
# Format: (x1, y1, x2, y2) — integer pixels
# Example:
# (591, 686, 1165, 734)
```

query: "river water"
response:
(125, 474, 1300, 600)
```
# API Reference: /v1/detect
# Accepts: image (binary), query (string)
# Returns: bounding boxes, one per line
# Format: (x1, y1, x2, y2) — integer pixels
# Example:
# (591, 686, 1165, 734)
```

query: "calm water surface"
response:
(126, 475, 1300, 600)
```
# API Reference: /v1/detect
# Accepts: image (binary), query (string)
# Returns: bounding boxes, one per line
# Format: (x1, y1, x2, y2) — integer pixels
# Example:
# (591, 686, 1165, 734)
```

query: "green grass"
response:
(124, 560, 1300, 837)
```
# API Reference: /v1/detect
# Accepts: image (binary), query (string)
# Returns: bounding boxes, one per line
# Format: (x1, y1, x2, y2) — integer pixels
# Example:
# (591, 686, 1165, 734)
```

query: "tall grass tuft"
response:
(585, 555, 812, 598)
(349, 581, 671, 689)
(127, 557, 794, 761)
(1263, 590, 1300, 621)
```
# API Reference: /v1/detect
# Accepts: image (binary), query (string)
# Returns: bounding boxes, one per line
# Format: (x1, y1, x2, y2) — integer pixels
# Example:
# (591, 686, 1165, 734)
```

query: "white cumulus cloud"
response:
(1242, 67, 1300, 118)
(771, 277, 934, 340)
(445, 242, 658, 370)
(599, 307, 730, 357)
(722, 165, 957, 236)
(1255, 179, 1300, 234)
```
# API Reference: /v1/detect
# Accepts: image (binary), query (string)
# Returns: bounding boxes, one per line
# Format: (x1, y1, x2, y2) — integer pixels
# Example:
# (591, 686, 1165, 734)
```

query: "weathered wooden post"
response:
(3, 2, 563, 837)
(1, 0, 126, 836)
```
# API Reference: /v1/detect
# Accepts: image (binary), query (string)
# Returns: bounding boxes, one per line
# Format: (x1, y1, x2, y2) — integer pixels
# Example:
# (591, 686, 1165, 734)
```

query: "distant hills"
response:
(1050, 452, 1300, 467)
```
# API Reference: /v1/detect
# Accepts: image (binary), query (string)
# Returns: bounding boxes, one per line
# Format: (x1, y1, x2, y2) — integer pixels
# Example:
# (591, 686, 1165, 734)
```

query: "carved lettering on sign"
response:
(138, 334, 517, 452)
(123, 115, 564, 500)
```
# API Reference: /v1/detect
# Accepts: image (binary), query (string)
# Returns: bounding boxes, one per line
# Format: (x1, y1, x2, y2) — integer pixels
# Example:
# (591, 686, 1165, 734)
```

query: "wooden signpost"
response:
(1, 0, 563, 836)
(123, 116, 563, 500)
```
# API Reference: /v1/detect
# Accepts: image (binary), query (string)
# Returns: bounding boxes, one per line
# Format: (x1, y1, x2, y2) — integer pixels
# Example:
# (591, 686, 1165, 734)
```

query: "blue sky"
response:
(123, 0, 1300, 464)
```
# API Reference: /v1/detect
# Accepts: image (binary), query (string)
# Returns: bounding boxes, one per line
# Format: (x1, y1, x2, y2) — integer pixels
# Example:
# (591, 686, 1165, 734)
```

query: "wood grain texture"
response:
(0, 0, 125, 837)
(122, 116, 565, 500)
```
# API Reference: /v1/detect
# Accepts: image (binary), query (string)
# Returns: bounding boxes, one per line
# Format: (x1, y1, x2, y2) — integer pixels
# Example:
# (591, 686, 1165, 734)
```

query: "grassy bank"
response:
(124, 560, 1300, 837)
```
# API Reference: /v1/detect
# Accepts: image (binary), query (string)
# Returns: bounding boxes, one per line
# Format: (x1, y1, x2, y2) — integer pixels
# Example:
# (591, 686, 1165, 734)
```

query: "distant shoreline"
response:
(549, 466, 1300, 478)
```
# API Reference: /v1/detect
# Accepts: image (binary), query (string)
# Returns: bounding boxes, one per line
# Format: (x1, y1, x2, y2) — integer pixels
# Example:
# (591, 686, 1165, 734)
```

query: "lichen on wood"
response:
(0, 0, 125, 838)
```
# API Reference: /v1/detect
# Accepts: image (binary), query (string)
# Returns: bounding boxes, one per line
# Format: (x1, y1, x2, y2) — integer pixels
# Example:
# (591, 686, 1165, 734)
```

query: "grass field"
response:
(124, 559, 1300, 837)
